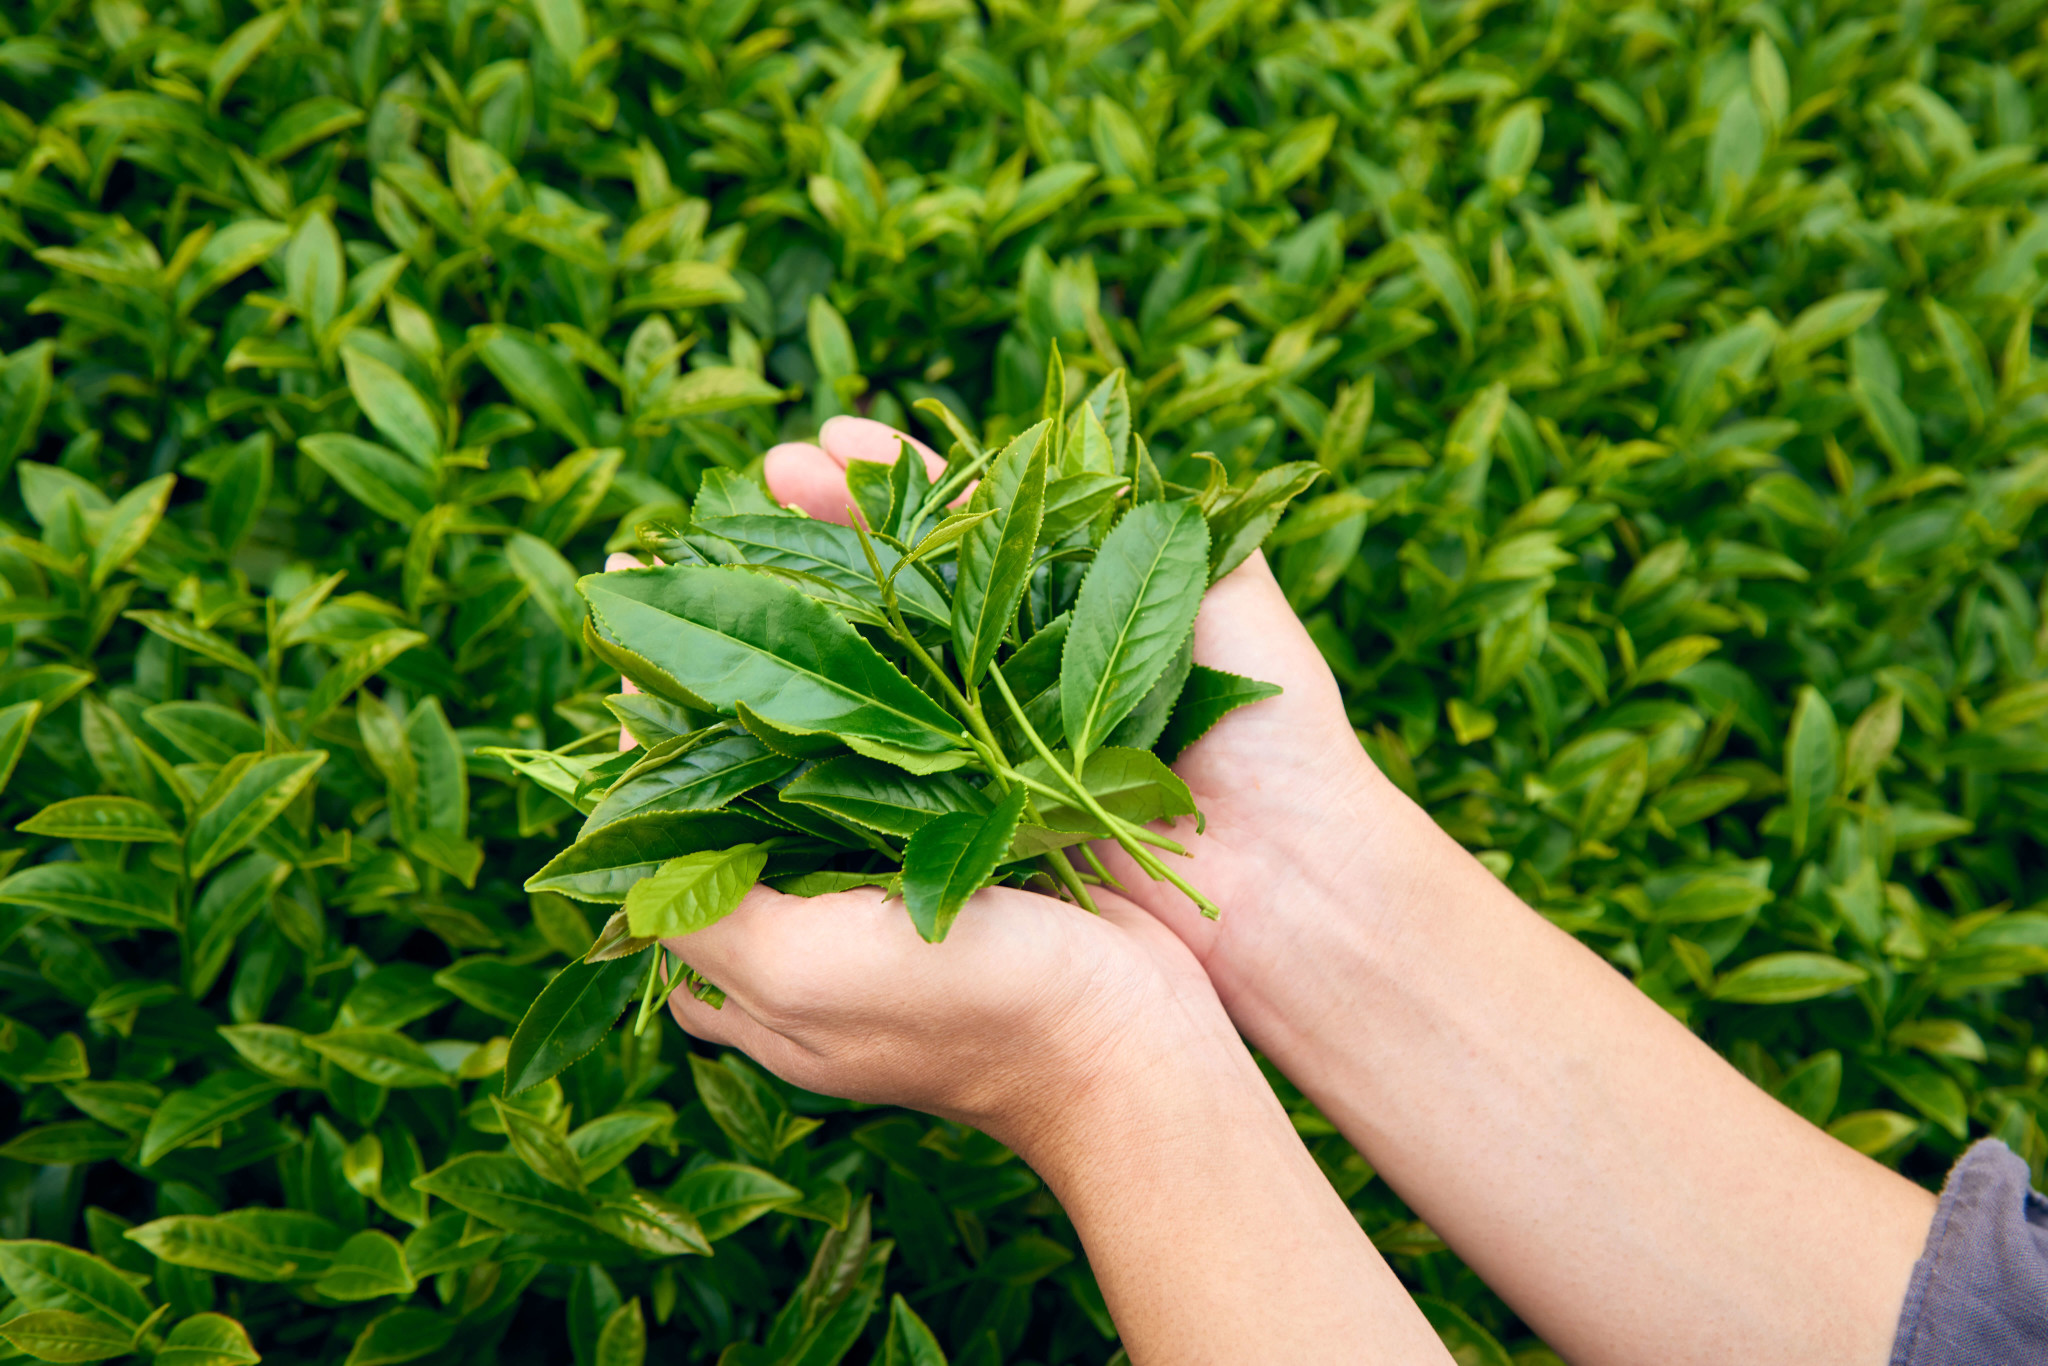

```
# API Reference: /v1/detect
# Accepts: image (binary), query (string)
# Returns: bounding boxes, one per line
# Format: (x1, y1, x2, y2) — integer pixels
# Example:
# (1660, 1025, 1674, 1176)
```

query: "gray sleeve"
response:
(1891, 1138, 2048, 1366)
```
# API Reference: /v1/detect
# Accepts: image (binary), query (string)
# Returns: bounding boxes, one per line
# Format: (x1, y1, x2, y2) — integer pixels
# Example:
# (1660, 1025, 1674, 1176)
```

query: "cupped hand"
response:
(757, 423, 1411, 1017)
(663, 880, 1237, 1160)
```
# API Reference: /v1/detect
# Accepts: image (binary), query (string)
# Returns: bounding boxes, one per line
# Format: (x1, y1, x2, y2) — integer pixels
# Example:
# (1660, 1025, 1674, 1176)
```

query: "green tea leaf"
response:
(343, 1309, 453, 1366)
(503, 956, 645, 1095)
(879, 1295, 946, 1366)
(217, 1024, 326, 1089)
(690, 515, 950, 625)
(782, 758, 986, 838)
(1712, 953, 1868, 1005)
(300, 435, 435, 527)
(582, 567, 965, 765)
(16, 797, 176, 844)
(623, 845, 768, 940)
(525, 811, 781, 902)
(313, 1231, 416, 1301)
(1014, 747, 1195, 847)
(0, 700, 39, 796)
(126, 1217, 295, 1281)
(1207, 464, 1322, 581)
(138, 1072, 283, 1165)
(0, 1309, 133, 1362)
(1784, 687, 1839, 858)
(0, 1242, 152, 1328)
(474, 328, 596, 448)
(576, 1298, 637, 1366)
(582, 733, 795, 835)
(1060, 502, 1210, 761)
(303, 1029, 452, 1089)
(0, 864, 177, 930)
(899, 787, 1027, 942)
(566, 1106, 673, 1183)
(157, 1315, 260, 1366)
(432, 958, 550, 1023)
(342, 345, 443, 467)
(187, 752, 327, 878)
(0, 1123, 130, 1166)
(1157, 666, 1283, 761)
(411, 1153, 594, 1238)
(89, 474, 174, 590)
(952, 422, 1049, 687)
(663, 1161, 805, 1241)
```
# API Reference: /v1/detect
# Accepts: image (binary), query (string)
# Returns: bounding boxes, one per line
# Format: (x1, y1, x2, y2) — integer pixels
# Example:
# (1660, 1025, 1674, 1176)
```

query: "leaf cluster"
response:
(518, 360, 1301, 1026)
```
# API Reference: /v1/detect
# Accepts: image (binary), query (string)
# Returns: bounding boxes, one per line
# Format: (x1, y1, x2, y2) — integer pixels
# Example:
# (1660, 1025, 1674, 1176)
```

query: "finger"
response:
(763, 441, 864, 522)
(818, 415, 947, 481)
(666, 975, 827, 1083)
(666, 981, 745, 1046)
(655, 883, 802, 998)
(660, 882, 936, 1017)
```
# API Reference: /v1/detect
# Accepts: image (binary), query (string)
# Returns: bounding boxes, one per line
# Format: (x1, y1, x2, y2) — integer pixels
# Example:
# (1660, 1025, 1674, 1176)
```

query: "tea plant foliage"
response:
(0, 0, 2045, 1360)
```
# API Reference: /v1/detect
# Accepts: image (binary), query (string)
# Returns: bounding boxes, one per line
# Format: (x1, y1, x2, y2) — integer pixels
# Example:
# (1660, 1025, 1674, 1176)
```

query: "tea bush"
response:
(1, 0, 2045, 1360)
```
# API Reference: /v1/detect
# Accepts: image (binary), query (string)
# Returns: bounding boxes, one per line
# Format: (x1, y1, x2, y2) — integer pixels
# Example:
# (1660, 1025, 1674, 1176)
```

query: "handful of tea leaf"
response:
(497, 357, 1317, 1056)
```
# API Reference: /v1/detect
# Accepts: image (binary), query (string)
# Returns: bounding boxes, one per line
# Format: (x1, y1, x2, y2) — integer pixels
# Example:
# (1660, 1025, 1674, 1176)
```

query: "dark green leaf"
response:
(581, 733, 796, 835)
(0, 865, 177, 931)
(410, 1153, 594, 1238)
(582, 567, 965, 767)
(781, 758, 987, 838)
(139, 1071, 283, 1165)
(187, 752, 327, 878)
(0, 1242, 152, 1327)
(0, 1309, 133, 1361)
(664, 1163, 802, 1241)
(502, 957, 644, 1095)
(524, 811, 780, 902)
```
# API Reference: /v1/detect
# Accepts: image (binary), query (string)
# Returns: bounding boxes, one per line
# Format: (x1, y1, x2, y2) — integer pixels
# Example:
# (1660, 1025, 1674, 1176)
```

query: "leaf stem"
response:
(984, 665, 1182, 849)
(852, 514, 1143, 919)
(1042, 849, 1101, 914)
(631, 947, 666, 1036)
(1080, 844, 1125, 893)
(988, 763, 1186, 854)
(985, 662, 1217, 916)
(851, 514, 985, 729)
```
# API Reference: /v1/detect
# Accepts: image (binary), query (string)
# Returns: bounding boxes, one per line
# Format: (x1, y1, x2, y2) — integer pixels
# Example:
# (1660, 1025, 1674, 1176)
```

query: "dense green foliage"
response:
(0, 0, 2046, 1359)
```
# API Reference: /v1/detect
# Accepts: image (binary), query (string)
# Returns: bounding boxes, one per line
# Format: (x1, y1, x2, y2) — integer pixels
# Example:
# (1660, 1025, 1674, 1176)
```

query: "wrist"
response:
(1203, 759, 1468, 1042)
(988, 970, 1278, 1192)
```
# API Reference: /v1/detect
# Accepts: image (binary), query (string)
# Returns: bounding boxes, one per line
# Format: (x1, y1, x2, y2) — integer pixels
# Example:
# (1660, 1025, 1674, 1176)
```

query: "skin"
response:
(628, 417, 1446, 1363)
(648, 416, 1937, 1365)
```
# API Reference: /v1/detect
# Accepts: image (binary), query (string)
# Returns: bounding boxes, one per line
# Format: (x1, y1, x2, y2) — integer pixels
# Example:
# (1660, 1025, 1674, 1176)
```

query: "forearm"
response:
(1220, 772, 1934, 1366)
(1004, 981, 1451, 1366)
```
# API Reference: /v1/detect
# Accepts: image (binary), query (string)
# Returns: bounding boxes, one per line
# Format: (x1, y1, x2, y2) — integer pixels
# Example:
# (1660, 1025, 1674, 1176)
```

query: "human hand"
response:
(608, 418, 1455, 1363)
(661, 880, 1234, 1161)
(659, 873, 1450, 1366)
(715, 422, 1458, 1364)
(756, 420, 1419, 1020)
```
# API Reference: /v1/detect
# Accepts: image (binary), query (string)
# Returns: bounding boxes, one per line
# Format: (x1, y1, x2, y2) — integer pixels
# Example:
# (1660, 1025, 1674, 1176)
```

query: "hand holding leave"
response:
(756, 424, 1404, 1017)
(661, 879, 1216, 1148)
